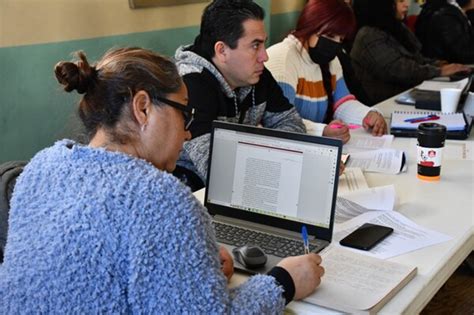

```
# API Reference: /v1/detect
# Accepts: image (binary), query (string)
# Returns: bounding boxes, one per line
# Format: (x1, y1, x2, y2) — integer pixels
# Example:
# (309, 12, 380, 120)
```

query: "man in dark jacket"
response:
(416, 0, 474, 64)
(173, 0, 305, 186)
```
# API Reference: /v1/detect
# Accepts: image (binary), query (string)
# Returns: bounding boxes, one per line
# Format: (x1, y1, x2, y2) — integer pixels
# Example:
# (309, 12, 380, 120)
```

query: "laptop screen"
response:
(205, 121, 342, 240)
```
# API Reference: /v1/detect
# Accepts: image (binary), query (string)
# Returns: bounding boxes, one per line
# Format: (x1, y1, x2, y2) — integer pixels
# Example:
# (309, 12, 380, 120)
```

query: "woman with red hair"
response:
(266, 0, 387, 144)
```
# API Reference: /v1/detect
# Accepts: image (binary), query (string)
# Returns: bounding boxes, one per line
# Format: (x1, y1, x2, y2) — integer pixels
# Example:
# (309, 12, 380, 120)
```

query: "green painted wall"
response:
(0, 2, 299, 163)
(0, 26, 201, 163)
(269, 11, 299, 44)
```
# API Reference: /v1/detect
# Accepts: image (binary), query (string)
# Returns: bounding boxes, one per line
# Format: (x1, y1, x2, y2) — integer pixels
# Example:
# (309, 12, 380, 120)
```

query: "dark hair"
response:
(293, 0, 356, 41)
(54, 48, 182, 140)
(352, 0, 370, 30)
(192, 0, 265, 60)
(423, 0, 447, 8)
(366, 0, 416, 51)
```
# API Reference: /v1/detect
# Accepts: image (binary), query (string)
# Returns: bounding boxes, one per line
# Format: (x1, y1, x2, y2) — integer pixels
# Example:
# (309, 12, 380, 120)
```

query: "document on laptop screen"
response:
(207, 128, 338, 228)
(231, 141, 303, 217)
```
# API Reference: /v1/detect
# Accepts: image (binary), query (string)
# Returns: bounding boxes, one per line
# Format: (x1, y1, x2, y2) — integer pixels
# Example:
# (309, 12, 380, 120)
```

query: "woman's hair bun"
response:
(54, 51, 97, 94)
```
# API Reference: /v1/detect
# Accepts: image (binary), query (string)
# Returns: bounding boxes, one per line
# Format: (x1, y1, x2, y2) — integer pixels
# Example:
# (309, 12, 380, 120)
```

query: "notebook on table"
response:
(390, 111, 472, 140)
(205, 121, 342, 274)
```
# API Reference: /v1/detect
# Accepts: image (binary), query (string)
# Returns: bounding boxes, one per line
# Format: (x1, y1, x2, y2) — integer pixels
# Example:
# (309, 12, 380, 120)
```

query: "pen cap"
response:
(417, 123, 447, 181)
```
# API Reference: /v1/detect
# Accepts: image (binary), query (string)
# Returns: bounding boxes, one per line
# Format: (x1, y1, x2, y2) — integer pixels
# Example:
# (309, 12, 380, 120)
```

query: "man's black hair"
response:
(191, 0, 265, 60)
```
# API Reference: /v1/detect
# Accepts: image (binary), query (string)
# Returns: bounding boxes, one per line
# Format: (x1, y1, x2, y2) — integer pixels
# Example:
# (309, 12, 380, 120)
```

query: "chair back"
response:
(0, 161, 27, 263)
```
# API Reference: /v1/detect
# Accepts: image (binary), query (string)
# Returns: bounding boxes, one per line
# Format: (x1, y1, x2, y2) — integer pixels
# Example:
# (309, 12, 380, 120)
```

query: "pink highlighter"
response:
(329, 123, 361, 130)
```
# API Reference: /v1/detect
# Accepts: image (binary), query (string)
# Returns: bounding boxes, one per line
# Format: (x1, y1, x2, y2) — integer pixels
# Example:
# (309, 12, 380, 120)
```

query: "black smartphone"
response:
(340, 223, 394, 251)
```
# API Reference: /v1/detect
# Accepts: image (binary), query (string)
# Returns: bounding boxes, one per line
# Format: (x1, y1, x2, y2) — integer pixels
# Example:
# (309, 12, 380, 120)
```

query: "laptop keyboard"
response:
(213, 222, 320, 257)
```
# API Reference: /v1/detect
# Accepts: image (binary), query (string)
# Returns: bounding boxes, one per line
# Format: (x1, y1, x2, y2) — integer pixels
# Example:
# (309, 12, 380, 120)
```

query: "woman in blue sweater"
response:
(0, 47, 324, 313)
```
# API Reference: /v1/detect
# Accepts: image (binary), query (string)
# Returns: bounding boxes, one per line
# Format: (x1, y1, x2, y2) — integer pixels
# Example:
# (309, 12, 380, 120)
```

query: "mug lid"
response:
(418, 122, 447, 135)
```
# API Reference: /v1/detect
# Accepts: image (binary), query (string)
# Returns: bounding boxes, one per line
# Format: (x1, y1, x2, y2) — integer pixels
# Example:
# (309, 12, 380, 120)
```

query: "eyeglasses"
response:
(154, 96, 194, 131)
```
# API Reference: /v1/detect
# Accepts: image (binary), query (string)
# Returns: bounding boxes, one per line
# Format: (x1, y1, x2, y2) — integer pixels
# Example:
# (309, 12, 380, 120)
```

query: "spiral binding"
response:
(393, 111, 459, 115)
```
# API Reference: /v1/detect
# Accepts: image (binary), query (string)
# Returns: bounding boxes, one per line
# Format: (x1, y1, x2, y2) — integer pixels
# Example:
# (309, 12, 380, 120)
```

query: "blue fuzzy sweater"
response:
(0, 140, 285, 314)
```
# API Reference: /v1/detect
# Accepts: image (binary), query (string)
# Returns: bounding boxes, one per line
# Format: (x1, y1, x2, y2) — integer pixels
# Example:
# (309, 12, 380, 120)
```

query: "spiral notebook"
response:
(390, 111, 472, 140)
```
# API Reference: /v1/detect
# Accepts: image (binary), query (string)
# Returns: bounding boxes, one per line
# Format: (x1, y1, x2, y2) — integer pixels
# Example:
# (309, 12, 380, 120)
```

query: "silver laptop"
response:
(205, 121, 342, 274)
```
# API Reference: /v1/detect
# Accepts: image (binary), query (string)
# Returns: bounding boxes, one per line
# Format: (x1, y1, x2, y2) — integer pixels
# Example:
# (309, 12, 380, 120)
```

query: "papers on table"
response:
(344, 134, 394, 153)
(443, 141, 474, 160)
(333, 211, 452, 259)
(337, 168, 396, 223)
(336, 186, 395, 223)
(343, 133, 404, 174)
(335, 197, 380, 224)
(346, 149, 406, 174)
(304, 246, 417, 315)
(338, 167, 368, 194)
(339, 185, 396, 212)
(193, 188, 205, 203)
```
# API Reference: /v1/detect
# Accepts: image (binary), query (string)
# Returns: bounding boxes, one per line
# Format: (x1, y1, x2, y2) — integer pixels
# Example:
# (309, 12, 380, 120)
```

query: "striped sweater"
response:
(266, 35, 373, 136)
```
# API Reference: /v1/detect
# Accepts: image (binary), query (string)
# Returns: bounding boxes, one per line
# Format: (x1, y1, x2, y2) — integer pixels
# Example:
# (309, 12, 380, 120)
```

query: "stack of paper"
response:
(304, 246, 417, 314)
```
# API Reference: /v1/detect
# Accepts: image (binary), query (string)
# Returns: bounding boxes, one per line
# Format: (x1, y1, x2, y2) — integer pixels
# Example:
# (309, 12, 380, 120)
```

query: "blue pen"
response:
(403, 114, 440, 123)
(301, 225, 310, 254)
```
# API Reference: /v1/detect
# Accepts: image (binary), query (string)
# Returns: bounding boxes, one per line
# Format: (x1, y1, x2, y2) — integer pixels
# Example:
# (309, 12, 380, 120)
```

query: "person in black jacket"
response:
(416, 0, 474, 64)
(173, 0, 306, 188)
(350, 0, 469, 105)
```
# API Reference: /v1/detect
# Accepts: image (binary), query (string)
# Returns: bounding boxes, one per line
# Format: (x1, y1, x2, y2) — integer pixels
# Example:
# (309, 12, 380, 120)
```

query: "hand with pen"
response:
(322, 111, 387, 144)
(276, 227, 325, 300)
(323, 120, 351, 144)
(277, 253, 324, 300)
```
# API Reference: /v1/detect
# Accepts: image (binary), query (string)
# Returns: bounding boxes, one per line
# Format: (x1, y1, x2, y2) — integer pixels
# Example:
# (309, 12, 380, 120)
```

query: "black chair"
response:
(0, 161, 27, 263)
(172, 165, 205, 192)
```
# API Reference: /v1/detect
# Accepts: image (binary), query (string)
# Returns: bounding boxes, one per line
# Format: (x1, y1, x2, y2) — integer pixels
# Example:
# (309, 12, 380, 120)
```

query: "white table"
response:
(360, 96, 474, 314)
(195, 95, 474, 314)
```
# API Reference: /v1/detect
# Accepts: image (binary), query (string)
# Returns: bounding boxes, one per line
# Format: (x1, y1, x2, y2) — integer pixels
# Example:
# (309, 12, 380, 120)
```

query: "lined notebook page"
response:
(391, 111, 466, 131)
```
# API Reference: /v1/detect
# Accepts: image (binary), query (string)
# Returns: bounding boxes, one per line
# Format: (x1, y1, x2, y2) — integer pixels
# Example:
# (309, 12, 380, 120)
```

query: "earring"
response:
(141, 123, 147, 132)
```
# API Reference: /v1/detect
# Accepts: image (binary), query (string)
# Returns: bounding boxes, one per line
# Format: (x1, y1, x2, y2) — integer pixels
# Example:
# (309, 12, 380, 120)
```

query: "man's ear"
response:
(214, 41, 229, 63)
(131, 90, 152, 127)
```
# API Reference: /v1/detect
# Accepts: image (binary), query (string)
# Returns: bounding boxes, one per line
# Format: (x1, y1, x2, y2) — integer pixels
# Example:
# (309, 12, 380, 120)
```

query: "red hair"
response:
(293, 0, 356, 41)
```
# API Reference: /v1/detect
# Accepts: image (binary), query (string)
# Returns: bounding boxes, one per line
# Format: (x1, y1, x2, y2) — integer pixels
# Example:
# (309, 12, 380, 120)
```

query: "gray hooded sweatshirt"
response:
(174, 45, 305, 183)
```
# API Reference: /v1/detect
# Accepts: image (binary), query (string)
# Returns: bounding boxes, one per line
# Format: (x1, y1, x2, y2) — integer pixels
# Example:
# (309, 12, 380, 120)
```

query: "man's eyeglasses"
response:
(154, 96, 194, 131)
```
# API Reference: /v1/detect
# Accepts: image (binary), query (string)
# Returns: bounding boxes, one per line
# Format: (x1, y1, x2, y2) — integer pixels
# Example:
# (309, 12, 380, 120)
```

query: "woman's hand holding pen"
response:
(363, 111, 387, 136)
(219, 246, 234, 282)
(323, 120, 350, 144)
(277, 254, 324, 300)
